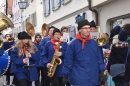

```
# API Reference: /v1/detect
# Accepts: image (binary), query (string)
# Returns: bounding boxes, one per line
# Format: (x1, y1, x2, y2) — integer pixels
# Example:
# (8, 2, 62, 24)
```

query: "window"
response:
(43, 0, 50, 17)
(31, 12, 37, 26)
(62, 0, 72, 5)
(14, 0, 15, 7)
(51, 0, 61, 11)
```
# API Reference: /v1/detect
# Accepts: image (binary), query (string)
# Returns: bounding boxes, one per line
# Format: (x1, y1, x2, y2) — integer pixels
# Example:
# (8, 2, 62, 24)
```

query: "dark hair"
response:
(123, 23, 130, 35)
(53, 28, 61, 36)
(61, 26, 68, 32)
(5, 34, 11, 38)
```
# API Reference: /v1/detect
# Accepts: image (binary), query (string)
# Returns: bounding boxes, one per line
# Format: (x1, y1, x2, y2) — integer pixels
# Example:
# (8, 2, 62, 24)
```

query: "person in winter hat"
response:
(10, 31, 39, 86)
(90, 20, 97, 32)
(107, 30, 130, 86)
(41, 28, 67, 86)
(62, 19, 105, 86)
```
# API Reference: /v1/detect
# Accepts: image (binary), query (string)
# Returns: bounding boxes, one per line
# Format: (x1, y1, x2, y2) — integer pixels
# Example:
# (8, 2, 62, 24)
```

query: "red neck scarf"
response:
(23, 46, 26, 55)
(75, 33, 91, 49)
(51, 38, 59, 50)
(34, 41, 39, 44)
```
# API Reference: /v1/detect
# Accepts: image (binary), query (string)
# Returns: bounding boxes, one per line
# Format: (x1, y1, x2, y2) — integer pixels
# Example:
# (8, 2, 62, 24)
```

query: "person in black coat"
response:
(107, 30, 130, 86)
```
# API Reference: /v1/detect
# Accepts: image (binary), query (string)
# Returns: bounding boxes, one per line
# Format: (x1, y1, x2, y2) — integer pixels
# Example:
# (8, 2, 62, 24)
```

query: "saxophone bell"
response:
(55, 58, 62, 65)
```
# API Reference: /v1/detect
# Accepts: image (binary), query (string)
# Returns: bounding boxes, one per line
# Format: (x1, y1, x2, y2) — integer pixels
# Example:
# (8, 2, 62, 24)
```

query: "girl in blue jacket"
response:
(41, 28, 67, 86)
(11, 31, 38, 86)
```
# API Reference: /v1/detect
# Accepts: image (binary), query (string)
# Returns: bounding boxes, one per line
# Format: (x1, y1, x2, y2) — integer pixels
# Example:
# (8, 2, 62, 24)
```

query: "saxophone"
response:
(47, 40, 62, 78)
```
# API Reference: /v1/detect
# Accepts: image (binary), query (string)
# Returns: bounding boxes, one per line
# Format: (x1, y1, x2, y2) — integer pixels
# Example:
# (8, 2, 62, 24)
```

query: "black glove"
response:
(98, 71, 107, 85)
(62, 75, 68, 84)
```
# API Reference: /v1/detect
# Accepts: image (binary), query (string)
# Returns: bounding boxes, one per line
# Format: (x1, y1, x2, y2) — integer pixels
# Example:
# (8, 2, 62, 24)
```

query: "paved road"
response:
(0, 77, 35, 86)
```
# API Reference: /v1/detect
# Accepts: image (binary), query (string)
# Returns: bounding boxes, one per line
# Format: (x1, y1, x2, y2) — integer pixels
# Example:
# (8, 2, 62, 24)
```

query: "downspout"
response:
(88, 0, 98, 26)
(6, 0, 8, 15)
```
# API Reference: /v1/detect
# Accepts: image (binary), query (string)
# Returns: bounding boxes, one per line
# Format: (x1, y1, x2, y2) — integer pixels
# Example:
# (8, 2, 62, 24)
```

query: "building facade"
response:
(12, 0, 22, 38)
(0, 0, 13, 36)
(43, 0, 93, 37)
(92, 0, 130, 33)
(21, 0, 44, 34)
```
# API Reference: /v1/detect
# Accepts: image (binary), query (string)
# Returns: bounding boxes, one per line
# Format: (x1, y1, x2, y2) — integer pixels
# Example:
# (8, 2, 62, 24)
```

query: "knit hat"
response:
(52, 28, 61, 36)
(35, 33, 41, 40)
(18, 31, 31, 40)
(77, 20, 90, 30)
(90, 20, 96, 28)
(118, 30, 128, 41)
(114, 25, 121, 32)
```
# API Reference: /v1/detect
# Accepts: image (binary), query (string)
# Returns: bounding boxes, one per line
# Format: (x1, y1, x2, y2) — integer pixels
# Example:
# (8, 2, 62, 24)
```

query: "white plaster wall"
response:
(12, 0, 22, 33)
(45, 0, 89, 24)
(98, 0, 130, 33)
(52, 10, 93, 29)
(22, 0, 43, 33)
(92, 0, 107, 7)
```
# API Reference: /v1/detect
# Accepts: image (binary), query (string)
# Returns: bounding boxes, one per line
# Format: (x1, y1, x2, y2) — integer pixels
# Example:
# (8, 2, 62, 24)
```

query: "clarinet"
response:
(25, 44, 30, 75)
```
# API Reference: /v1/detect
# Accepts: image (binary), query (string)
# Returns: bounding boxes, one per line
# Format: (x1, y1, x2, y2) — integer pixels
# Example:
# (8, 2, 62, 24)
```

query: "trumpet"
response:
(97, 33, 107, 46)
(7, 37, 15, 42)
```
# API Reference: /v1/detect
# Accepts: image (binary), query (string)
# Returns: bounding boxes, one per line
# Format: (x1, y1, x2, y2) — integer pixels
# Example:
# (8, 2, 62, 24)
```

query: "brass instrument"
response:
(7, 37, 15, 42)
(42, 23, 49, 37)
(0, 12, 14, 48)
(97, 38, 106, 46)
(0, 38, 3, 48)
(26, 23, 35, 37)
(47, 41, 62, 78)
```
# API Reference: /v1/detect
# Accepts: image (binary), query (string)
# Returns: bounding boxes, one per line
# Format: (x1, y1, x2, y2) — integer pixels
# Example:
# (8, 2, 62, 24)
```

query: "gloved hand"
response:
(62, 75, 68, 84)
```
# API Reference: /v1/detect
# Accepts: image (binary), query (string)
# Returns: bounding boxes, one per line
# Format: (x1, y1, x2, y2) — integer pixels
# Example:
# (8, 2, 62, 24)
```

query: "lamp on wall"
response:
(18, 1, 27, 9)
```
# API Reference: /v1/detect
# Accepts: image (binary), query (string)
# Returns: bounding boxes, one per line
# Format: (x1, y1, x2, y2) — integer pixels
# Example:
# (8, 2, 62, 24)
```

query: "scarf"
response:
(51, 38, 59, 50)
(75, 33, 91, 49)
(34, 41, 39, 44)
(23, 46, 26, 55)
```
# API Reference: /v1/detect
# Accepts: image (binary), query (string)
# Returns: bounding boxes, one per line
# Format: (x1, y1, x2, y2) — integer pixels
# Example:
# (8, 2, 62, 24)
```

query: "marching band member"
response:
(90, 21, 109, 85)
(61, 26, 73, 43)
(61, 26, 72, 86)
(62, 20, 105, 86)
(11, 31, 38, 86)
(3, 34, 15, 86)
(39, 26, 56, 86)
(40, 26, 56, 51)
(41, 28, 67, 86)
(33, 34, 43, 86)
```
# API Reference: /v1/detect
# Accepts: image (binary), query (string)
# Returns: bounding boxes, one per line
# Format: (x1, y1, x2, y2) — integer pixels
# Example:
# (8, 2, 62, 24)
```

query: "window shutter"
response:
(57, 0, 61, 7)
(47, 0, 50, 14)
(51, 0, 55, 11)
(61, 0, 64, 5)
(43, 0, 46, 16)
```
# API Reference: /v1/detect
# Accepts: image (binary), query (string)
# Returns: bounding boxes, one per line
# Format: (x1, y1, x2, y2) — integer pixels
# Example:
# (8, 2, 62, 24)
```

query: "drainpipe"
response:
(88, 0, 98, 26)
(6, 0, 8, 15)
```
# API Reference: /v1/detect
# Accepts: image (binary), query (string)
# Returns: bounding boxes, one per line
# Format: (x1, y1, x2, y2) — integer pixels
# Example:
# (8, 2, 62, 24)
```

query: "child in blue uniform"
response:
(11, 31, 38, 86)
(41, 29, 67, 86)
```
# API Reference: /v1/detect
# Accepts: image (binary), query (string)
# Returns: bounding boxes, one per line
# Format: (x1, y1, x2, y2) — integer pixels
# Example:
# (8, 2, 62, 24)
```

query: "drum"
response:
(0, 52, 10, 75)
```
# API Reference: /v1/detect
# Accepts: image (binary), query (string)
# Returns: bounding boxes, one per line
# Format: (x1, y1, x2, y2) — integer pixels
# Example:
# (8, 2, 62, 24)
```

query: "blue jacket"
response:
(0, 46, 4, 56)
(62, 38, 105, 86)
(39, 37, 51, 51)
(41, 41, 67, 77)
(34, 42, 44, 67)
(11, 47, 38, 82)
(3, 41, 15, 56)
